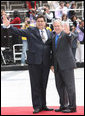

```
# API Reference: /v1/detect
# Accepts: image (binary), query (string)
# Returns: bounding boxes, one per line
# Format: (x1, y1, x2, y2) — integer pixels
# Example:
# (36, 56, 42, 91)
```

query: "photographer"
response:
(43, 5, 53, 23)
(76, 20, 84, 64)
(26, 8, 37, 26)
(43, 5, 53, 30)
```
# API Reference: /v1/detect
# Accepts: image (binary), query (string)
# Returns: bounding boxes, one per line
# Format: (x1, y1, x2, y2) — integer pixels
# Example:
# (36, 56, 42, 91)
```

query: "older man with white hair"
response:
(51, 19, 77, 113)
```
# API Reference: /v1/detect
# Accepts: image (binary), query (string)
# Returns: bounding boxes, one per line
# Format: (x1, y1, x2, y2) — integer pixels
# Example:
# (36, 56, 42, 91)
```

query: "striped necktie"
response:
(41, 30, 46, 43)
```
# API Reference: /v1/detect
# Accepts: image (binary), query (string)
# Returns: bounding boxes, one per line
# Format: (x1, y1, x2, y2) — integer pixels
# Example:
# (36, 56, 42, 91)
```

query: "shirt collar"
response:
(39, 28, 46, 32)
(56, 33, 61, 36)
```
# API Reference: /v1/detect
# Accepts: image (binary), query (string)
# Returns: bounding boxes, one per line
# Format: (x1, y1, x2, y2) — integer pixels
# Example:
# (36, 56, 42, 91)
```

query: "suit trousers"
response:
(72, 48, 77, 60)
(54, 68, 76, 108)
(28, 63, 50, 109)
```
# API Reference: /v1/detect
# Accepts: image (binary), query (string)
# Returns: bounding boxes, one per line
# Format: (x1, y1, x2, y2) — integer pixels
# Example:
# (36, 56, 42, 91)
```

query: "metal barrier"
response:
(13, 44, 27, 63)
(1, 47, 6, 65)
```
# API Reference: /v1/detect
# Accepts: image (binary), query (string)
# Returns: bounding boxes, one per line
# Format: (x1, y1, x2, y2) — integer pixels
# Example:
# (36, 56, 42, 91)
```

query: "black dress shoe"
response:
(42, 106, 54, 111)
(61, 107, 76, 113)
(55, 106, 67, 112)
(33, 108, 42, 114)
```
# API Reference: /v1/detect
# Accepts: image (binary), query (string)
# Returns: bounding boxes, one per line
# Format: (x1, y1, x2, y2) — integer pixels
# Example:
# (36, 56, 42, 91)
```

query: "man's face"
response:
(46, 7, 50, 13)
(81, 21, 84, 27)
(53, 22, 62, 34)
(72, 4, 76, 9)
(60, 3, 64, 8)
(25, 18, 30, 24)
(66, 3, 69, 8)
(36, 18, 46, 30)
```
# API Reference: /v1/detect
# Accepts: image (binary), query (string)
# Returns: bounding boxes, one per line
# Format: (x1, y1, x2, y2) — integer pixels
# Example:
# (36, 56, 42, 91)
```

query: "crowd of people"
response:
(1, 1, 84, 66)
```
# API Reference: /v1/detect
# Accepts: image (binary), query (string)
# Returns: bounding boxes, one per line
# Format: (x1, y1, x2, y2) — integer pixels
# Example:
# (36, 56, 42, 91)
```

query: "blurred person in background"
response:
(30, 8, 37, 20)
(26, 1, 37, 10)
(43, 5, 53, 30)
(55, 1, 68, 19)
(1, 10, 13, 64)
(71, 15, 81, 26)
(65, 1, 70, 9)
(65, 1, 71, 18)
(61, 14, 71, 25)
(30, 19, 36, 27)
(21, 17, 30, 66)
(10, 10, 21, 29)
(26, 8, 37, 26)
(45, 23, 52, 32)
(10, 10, 22, 46)
(43, 5, 53, 23)
(1, 9, 6, 24)
(1, 9, 10, 24)
(76, 20, 84, 64)
(71, 24, 78, 61)
(68, 2, 76, 19)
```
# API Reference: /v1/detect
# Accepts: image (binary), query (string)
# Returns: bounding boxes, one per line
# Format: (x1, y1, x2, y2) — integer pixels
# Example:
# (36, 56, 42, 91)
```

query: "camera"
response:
(70, 26, 73, 31)
(43, 8, 47, 12)
(27, 21, 30, 24)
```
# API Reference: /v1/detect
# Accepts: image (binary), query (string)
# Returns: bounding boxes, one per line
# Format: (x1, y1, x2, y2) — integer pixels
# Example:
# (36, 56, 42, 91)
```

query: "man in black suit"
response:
(51, 20, 76, 113)
(2, 15, 53, 113)
(71, 24, 78, 60)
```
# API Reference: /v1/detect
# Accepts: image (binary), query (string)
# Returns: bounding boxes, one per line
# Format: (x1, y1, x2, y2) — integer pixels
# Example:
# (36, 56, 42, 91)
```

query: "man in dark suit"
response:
(2, 15, 53, 113)
(51, 20, 76, 113)
(71, 24, 78, 60)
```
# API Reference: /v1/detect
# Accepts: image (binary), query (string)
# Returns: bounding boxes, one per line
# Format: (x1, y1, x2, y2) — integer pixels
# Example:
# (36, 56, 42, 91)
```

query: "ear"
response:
(45, 22, 47, 27)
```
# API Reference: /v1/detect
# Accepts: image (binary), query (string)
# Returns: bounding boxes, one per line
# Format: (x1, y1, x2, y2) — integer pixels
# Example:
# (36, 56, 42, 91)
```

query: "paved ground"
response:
(1, 68, 84, 107)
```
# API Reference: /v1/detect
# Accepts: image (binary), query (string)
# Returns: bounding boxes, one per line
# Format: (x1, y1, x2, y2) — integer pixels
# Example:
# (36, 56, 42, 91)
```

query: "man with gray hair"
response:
(51, 19, 76, 113)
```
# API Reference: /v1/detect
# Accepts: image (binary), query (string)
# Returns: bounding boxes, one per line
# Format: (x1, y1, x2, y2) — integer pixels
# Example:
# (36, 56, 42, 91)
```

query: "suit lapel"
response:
(46, 29, 50, 40)
(52, 33, 56, 51)
(35, 28, 51, 44)
(36, 27, 44, 43)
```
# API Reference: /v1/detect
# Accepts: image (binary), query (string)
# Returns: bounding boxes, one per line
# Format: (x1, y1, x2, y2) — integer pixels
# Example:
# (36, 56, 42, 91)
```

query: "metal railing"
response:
(2, 7, 84, 19)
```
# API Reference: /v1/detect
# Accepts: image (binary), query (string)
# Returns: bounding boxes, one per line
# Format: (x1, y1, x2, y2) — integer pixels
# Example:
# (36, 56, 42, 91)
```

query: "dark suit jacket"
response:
(71, 30, 78, 48)
(52, 31, 76, 71)
(79, 27, 84, 44)
(9, 26, 52, 66)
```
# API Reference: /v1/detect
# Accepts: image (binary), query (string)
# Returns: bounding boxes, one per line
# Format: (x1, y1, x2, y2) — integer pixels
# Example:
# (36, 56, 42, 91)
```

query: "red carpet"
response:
(1, 106, 84, 115)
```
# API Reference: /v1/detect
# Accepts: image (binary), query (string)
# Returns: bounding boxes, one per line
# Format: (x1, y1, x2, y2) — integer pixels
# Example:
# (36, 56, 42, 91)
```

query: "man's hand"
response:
(63, 23, 70, 34)
(50, 66, 54, 73)
(2, 14, 10, 27)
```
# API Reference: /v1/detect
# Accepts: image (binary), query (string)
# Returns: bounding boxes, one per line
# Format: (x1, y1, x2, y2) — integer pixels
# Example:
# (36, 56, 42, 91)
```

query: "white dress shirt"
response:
(55, 6, 68, 19)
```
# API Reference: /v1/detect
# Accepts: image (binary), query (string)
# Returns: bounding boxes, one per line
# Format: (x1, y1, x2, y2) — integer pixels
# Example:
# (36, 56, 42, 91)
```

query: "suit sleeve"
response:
(9, 26, 30, 38)
(66, 33, 74, 44)
(71, 31, 78, 39)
